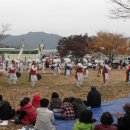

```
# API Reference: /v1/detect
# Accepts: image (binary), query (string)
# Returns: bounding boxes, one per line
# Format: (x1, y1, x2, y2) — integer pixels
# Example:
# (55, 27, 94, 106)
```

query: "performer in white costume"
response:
(8, 60, 17, 85)
(30, 61, 38, 87)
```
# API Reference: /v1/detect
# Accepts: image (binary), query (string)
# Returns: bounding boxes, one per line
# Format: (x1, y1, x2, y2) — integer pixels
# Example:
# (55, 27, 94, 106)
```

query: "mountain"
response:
(0, 32, 62, 49)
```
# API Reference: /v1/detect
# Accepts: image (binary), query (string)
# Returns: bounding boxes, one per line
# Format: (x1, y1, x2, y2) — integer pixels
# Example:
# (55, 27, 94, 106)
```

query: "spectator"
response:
(95, 112, 117, 130)
(15, 97, 36, 125)
(61, 97, 75, 120)
(35, 98, 56, 130)
(71, 97, 87, 118)
(0, 95, 15, 120)
(32, 94, 41, 108)
(115, 103, 130, 130)
(84, 86, 101, 108)
(49, 92, 62, 119)
(73, 109, 95, 130)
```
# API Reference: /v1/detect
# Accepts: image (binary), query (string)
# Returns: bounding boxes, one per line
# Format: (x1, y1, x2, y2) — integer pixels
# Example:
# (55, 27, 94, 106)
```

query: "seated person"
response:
(35, 98, 56, 130)
(95, 112, 117, 130)
(73, 109, 95, 130)
(32, 94, 41, 108)
(61, 97, 75, 120)
(115, 103, 130, 130)
(15, 97, 36, 125)
(0, 95, 15, 120)
(70, 97, 87, 118)
(84, 86, 101, 108)
(49, 92, 62, 119)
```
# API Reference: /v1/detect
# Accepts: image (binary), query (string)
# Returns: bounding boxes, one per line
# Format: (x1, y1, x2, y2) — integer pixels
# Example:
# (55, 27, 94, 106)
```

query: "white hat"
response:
(77, 63, 83, 68)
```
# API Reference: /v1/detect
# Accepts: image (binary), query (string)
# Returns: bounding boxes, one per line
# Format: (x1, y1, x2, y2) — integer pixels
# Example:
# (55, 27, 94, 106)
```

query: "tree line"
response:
(57, 32, 130, 63)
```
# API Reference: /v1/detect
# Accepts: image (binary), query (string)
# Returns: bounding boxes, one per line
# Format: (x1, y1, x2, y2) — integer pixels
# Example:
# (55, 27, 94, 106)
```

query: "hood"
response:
(0, 100, 6, 107)
(32, 94, 41, 108)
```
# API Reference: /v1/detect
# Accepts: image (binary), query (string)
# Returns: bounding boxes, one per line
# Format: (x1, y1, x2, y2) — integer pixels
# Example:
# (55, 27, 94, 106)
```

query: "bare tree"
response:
(111, 0, 130, 18)
(0, 24, 10, 41)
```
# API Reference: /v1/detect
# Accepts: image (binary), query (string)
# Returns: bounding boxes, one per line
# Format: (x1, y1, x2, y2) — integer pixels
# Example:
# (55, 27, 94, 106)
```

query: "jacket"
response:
(117, 113, 130, 130)
(73, 120, 94, 130)
(19, 102, 36, 125)
(72, 98, 87, 118)
(87, 90, 101, 108)
(49, 98, 62, 110)
(35, 107, 56, 130)
(95, 124, 117, 130)
(0, 100, 14, 120)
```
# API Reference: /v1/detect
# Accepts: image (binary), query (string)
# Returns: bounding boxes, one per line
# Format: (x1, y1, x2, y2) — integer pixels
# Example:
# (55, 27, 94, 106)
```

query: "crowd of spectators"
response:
(0, 86, 130, 130)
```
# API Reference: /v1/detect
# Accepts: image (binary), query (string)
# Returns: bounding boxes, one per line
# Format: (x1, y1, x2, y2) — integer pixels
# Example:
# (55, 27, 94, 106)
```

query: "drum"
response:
(16, 71, 21, 78)
(37, 73, 42, 80)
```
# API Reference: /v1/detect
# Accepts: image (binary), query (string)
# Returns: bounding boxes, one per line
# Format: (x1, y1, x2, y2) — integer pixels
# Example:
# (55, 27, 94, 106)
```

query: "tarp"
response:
(55, 98, 130, 130)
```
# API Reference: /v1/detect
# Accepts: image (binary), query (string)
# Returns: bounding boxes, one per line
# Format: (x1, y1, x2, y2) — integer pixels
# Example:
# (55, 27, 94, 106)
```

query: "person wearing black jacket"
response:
(0, 95, 15, 120)
(115, 103, 130, 130)
(83, 86, 101, 108)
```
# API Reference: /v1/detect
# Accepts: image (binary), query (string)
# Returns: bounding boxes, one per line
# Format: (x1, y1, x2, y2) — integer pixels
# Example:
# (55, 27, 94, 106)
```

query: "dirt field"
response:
(0, 68, 130, 129)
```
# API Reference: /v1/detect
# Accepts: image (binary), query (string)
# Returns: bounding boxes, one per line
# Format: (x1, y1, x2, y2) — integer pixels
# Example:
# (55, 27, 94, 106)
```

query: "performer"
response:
(65, 61, 72, 79)
(75, 63, 84, 87)
(41, 58, 46, 73)
(126, 63, 130, 84)
(8, 60, 17, 85)
(97, 62, 103, 77)
(53, 59, 61, 76)
(30, 61, 38, 87)
(83, 59, 88, 78)
(102, 61, 111, 86)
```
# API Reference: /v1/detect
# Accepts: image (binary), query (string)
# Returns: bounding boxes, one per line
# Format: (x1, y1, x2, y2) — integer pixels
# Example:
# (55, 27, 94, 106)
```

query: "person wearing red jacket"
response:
(15, 98, 36, 125)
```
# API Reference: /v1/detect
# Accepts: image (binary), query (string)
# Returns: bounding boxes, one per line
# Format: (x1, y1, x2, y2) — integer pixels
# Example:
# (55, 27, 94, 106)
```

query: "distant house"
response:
(0, 48, 39, 60)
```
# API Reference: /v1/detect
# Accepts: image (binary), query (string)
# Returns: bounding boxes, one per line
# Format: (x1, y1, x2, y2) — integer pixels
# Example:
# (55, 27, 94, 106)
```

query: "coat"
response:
(72, 98, 87, 118)
(49, 98, 62, 111)
(117, 113, 130, 130)
(19, 102, 36, 125)
(0, 100, 15, 120)
(73, 120, 94, 130)
(95, 124, 117, 130)
(87, 90, 101, 108)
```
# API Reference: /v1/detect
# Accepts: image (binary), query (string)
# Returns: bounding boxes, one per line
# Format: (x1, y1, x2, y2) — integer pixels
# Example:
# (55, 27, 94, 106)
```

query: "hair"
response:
(32, 61, 36, 65)
(51, 92, 59, 98)
(20, 99, 29, 107)
(69, 97, 76, 103)
(40, 98, 49, 107)
(63, 97, 70, 103)
(23, 97, 30, 102)
(0, 95, 3, 100)
(91, 86, 96, 91)
(100, 112, 114, 125)
(79, 109, 93, 123)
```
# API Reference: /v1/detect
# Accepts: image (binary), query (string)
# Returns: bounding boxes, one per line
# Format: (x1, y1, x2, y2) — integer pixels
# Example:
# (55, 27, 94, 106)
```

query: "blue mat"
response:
(55, 98, 130, 130)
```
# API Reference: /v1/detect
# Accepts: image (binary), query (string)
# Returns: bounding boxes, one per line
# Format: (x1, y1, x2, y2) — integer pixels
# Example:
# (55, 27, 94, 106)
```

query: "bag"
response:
(37, 73, 42, 80)
(51, 65, 55, 70)
(16, 72, 21, 78)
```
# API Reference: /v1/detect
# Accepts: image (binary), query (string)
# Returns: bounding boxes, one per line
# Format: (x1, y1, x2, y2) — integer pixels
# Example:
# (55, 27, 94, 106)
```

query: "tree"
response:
(93, 32, 129, 62)
(0, 24, 10, 41)
(111, 0, 130, 18)
(57, 34, 93, 58)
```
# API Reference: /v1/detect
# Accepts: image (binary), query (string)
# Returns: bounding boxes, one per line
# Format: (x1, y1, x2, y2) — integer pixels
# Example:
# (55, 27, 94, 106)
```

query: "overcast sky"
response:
(0, 0, 130, 37)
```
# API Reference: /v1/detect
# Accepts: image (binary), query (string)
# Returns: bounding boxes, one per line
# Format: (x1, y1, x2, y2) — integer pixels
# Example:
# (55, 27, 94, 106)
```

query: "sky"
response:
(0, 0, 130, 37)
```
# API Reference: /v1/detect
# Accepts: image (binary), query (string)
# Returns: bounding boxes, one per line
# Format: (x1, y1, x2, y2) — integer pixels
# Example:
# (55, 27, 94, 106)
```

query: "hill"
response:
(0, 32, 62, 49)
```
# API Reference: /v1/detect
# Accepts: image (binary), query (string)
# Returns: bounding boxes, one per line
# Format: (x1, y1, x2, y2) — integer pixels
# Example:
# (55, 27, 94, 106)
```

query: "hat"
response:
(77, 63, 83, 68)
(123, 103, 130, 113)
